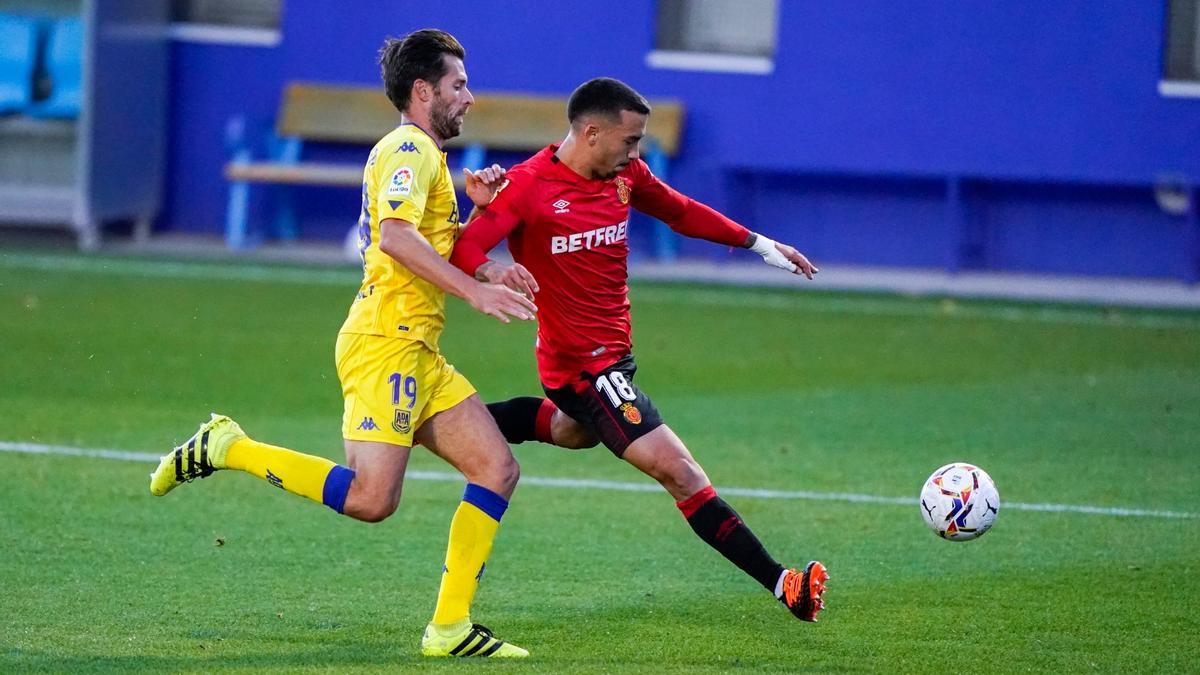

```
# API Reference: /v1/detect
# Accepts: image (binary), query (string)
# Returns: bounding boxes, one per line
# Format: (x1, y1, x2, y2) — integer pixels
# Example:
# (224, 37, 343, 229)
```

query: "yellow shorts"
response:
(336, 332, 476, 446)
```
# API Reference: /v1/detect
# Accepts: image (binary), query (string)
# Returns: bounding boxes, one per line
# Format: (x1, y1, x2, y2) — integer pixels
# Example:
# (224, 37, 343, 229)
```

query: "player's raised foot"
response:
(421, 621, 529, 658)
(149, 414, 246, 496)
(780, 561, 830, 622)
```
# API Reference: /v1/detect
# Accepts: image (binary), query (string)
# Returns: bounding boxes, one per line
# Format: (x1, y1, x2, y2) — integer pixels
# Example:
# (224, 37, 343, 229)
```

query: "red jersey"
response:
(452, 145, 750, 390)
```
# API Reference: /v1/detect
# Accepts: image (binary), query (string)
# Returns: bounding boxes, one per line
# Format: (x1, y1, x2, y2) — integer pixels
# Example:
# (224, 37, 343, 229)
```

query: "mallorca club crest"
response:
(393, 409, 411, 434)
(619, 402, 642, 424)
(615, 177, 630, 204)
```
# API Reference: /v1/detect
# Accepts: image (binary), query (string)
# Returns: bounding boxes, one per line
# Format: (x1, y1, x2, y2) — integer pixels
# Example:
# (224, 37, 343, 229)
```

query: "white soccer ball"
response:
(919, 462, 999, 541)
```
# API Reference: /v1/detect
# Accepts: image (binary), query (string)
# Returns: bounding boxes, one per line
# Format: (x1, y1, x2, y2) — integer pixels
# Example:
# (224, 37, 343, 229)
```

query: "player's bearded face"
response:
(430, 89, 461, 139)
(430, 57, 472, 140)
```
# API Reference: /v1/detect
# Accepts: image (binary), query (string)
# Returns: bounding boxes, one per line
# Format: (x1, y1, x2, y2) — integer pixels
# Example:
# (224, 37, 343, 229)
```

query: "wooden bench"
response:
(223, 81, 685, 251)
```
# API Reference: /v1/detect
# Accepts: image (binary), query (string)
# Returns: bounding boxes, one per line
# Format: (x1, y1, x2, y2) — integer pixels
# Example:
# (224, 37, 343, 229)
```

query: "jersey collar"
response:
(400, 121, 444, 151)
(542, 144, 607, 188)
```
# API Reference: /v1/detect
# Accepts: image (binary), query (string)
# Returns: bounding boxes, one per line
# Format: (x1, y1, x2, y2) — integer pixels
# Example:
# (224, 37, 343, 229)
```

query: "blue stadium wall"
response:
(162, 1, 1200, 281)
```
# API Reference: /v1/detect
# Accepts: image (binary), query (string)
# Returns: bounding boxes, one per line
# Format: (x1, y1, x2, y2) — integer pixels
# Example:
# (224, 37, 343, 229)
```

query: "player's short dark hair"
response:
(567, 77, 651, 124)
(379, 29, 466, 113)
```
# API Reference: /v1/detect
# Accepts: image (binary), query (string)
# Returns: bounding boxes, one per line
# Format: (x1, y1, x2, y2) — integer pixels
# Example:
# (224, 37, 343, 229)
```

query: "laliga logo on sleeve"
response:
(387, 167, 414, 196)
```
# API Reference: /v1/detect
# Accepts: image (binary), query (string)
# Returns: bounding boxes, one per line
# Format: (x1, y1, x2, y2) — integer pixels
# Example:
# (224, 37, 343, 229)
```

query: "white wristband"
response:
(749, 233, 797, 273)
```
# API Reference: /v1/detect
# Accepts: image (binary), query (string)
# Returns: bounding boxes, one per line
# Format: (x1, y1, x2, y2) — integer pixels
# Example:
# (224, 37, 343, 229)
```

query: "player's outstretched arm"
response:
(629, 161, 818, 280)
(449, 180, 529, 290)
(379, 217, 536, 323)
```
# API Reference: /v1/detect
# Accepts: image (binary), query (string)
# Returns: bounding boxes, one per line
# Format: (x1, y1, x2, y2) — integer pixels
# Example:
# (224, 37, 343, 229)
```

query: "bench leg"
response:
(460, 143, 486, 172)
(226, 180, 251, 250)
(76, 218, 100, 252)
(273, 185, 299, 243)
(645, 146, 676, 262)
(133, 216, 152, 244)
(1187, 187, 1199, 285)
(652, 221, 676, 262)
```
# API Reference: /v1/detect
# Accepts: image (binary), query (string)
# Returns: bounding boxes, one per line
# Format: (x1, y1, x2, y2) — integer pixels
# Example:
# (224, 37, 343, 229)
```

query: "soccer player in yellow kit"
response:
(148, 29, 536, 659)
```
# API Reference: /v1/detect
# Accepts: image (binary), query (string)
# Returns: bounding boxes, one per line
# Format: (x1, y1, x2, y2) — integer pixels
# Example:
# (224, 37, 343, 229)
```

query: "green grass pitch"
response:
(1, 253, 1197, 672)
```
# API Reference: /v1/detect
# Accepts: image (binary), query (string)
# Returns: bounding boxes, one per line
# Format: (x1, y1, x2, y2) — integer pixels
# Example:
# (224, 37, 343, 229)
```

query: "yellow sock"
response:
(225, 438, 354, 513)
(431, 483, 508, 626)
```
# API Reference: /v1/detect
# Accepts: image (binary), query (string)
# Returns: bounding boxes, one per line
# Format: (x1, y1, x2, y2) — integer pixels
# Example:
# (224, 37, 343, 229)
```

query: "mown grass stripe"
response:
(2, 439, 1195, 520)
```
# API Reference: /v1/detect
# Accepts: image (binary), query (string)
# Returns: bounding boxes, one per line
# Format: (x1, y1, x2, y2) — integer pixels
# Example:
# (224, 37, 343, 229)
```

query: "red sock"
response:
(676, 484, 718, 517)
(534, 398, 557, 444)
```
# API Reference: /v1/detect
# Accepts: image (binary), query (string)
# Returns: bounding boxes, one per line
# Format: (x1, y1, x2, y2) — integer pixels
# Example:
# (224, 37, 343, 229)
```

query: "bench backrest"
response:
(277, 82, 684, 156)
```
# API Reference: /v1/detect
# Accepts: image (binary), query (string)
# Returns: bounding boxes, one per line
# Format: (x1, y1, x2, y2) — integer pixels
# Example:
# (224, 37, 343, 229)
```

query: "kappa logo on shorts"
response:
(356, 417, 379, 431)
(393, 409, 411, 434)
(619, 402, 642, 424)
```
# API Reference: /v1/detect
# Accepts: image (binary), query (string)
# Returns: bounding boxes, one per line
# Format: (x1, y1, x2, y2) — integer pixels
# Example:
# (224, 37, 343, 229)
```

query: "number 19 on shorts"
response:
(389, 372, 418, 409)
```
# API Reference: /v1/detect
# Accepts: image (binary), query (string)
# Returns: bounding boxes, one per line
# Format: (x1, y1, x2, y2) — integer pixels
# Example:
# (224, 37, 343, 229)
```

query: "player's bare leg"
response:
(418, 394, 520, 498)
(549, 409, 599, 449)
(621, 425, 709, 500)
(415, 394, 528, 657)
(484, 396, 597, 449)
(341, 440, 413, 522)
(623, 425, 829, 622)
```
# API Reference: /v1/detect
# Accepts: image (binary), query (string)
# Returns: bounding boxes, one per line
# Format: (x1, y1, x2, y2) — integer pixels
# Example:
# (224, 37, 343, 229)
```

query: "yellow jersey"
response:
(340, 123, 461, 350)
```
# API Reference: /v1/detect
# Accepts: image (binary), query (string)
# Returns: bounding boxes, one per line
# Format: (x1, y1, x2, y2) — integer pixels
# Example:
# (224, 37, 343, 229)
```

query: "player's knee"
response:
(355, 495, 400, 523)
(467, 450, 520, 496)
(496, 453, 520, 492)
(551, 412, 597, 449)
(556, 425, 598, 449)
(349, 482, 402, 523)
(661, 455, 708, 494)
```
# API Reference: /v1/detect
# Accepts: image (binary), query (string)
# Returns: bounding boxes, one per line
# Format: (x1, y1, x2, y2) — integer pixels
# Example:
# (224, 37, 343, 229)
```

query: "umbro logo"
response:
(356, 417, 380, 431)
(552, 199, 570, 214)
(395, 141, 420, 154)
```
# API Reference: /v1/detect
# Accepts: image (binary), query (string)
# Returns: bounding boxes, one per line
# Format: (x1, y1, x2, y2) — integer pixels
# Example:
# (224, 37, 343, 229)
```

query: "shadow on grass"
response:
(1, 594, 838, 673)
(2, 644, 444, 673)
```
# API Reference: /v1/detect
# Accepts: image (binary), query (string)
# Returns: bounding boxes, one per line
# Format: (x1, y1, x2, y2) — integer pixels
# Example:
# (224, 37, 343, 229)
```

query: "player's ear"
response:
(585, 122, 601, 146)
(413, 79, 431, 103)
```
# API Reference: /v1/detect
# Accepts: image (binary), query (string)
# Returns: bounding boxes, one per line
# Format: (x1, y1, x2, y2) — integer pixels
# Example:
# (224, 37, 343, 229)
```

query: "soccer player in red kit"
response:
(451, 77, 829, 622)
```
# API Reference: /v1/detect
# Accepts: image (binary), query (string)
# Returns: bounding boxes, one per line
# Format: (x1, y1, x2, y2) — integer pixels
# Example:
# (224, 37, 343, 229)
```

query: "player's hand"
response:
(479, 261, 539, 299)
(466, 281, 538, 324)
(463, 164, 508, 208)
(749, 233, 817, 279)
(772, 242, 819, 280)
